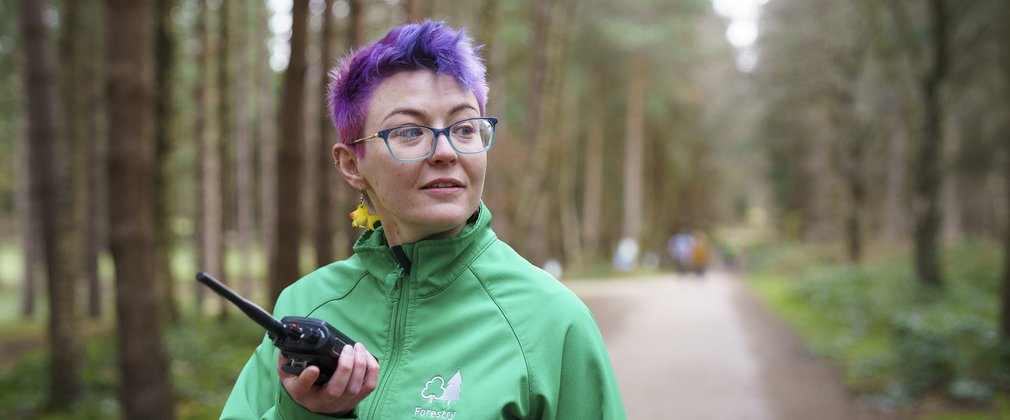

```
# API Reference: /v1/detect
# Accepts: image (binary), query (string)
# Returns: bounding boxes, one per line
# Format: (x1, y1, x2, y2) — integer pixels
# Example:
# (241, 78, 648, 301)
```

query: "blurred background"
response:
(1, 0, 1008, 418)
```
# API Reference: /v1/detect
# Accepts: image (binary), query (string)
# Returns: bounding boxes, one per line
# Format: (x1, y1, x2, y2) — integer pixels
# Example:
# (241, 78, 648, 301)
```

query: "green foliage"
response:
(0, 312, 263, 419)
(749, 243, 1008, 408)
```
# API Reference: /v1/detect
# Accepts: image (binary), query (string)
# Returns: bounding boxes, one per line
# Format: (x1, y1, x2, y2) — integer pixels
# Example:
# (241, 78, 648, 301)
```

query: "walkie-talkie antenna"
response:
(195, 272, 296, 338)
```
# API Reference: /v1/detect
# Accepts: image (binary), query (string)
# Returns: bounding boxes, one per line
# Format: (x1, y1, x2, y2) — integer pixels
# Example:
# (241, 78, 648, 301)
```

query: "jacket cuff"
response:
(277, 384, 357, 419)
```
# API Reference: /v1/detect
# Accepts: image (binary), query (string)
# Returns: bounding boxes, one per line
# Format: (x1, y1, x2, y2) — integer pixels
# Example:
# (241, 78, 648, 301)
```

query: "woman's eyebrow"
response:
(381, 104, 479, 125)
(381, 107, 426, 125)
(446, 103, 479, 117)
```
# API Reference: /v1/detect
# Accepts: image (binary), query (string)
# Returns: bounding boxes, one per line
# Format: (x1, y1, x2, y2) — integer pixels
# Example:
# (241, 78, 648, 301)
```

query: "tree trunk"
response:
(271, 0, 309, 303)
(154, 0, 179, 323)
(348, 0, 365, 47)
(512, 0, 558, 258)
(622, 52, 645, 243)
(913, 0, 947, 288)
(845, 135, 865, 263)
(581, 73, 604, 261)
(259, 0, 278, 303)
(85, 1, 107, 318)
(105, 0, 177, 418)
(883, 104, 909, 242)
(999, 0, 1010, 339)
(217, 0, 232, 319)
(235, 0, 255, 297)
(1002, 113, 1010, 337)
(17, 112, 41, 318)
(197, 0, 224, 311)
(558, 82, 581, 264)
(405, 0, 424, 22)
(315, 0, 338, 267)
(20, 0, 83, 408)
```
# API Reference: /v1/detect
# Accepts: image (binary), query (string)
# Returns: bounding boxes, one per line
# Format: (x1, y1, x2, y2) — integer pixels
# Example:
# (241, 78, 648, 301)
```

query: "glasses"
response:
(352, 117, 498, 162)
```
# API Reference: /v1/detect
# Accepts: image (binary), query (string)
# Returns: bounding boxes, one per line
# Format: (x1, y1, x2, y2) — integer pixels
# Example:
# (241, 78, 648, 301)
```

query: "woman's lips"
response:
(421, 178, 463, 189)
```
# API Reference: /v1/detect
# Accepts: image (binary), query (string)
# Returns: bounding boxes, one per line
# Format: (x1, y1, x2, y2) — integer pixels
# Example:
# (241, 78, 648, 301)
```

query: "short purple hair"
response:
(328, 20, 488, 148)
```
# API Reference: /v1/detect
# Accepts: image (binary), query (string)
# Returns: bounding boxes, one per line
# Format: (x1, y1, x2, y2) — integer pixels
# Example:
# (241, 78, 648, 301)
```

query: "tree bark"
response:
(197, 0, 224, 311)
(999, 0, 1010, 339)
(105, 0, 177, 418)
(217, 0, 233, 319)
(259, 0, 278, 303)
(913, 0, 947, 287)
(20, 0, 83, 408)
(154, 0, 179, 322)
(271, 0, 310, 303)
(622, 52, 645, 243)
(17, 111, 41, 318)
(316, 0, 338, 267)
(235, 0, 255, 296)
(348, 0, 365, 47)
(405, 0, 424, 22)
(581, 73, 604, 261)
(85, 1, 106, 318)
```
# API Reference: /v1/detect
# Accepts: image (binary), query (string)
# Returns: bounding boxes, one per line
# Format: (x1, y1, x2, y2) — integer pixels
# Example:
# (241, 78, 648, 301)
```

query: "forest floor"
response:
(566, 272, 924, 420)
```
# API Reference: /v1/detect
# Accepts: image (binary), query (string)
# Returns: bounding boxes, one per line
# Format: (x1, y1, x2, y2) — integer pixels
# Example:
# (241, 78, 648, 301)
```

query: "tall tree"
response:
(105, 0, 176, 417)
(349, 0, 365, 47)
(622, 53, 645, 244)
(1000, 0, 1010, 338)
(315, 0, 339, 267)
(271, 0, 310, 303)
(405, 0, 424, 22)
(235, 0, 256, 296)
(913, 0, 949, 287)
(216, 0, 233, 318)
(154, 0, 179, 322)
(20, 0, 82, 407)
(84, 1, 106, 318)
(581, 73, 605, 261)
(258, 0, 278, 302)
(197, 0, 224, 311)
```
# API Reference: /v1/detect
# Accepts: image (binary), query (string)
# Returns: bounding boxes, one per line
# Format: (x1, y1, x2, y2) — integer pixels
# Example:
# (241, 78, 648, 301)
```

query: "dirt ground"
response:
(565, 272, 901, 420)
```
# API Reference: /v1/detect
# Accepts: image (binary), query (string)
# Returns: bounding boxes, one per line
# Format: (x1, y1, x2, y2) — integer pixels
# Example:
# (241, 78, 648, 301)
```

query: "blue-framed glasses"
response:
(352, 117, 498, 162)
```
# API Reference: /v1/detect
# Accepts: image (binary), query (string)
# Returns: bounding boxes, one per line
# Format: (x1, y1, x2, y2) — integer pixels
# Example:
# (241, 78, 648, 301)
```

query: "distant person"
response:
(221, 20, 625, 418)
(690, 231, 711, 276)
(668, 231, 695, 273)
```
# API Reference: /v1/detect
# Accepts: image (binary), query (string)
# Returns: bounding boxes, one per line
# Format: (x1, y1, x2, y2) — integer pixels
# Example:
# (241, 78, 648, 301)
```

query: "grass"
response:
(0, 312, 263, 419)
(0, 240, 312, 418)
(746, 240, 1010, 414)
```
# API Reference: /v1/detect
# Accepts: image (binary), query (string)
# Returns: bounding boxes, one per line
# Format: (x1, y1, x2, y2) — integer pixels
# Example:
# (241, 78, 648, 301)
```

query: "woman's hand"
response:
(278, 343, 380, 416)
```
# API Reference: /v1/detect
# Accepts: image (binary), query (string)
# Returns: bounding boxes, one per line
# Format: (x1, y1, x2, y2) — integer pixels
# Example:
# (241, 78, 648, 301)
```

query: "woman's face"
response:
(334, 70, 487, 245)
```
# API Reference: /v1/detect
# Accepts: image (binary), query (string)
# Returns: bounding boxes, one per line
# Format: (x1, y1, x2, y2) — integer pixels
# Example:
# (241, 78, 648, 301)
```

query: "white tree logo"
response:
(419, 370, 462, 406)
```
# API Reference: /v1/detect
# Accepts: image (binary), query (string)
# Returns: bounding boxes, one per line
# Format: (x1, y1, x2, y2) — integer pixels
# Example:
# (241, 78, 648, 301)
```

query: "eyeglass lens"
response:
(386, 118, 494, 160)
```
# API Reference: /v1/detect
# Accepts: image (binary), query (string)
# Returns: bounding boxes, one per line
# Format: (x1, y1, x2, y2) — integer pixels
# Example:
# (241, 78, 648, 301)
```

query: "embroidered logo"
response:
(414, 370, 461, 418)
(419, 370, 461, 405)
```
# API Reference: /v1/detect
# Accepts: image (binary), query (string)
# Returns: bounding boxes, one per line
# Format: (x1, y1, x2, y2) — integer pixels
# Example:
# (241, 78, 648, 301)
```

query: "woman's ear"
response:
(333, 143, 368, 191)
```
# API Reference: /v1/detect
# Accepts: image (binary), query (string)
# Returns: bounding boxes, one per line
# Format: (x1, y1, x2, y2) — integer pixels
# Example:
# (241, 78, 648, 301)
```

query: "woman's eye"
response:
(453, 124, 476, 136)
(392, 127, 425, 139)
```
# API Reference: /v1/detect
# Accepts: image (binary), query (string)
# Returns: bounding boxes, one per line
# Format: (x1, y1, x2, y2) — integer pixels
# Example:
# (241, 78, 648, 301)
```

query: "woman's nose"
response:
(428, 133, 458, 163)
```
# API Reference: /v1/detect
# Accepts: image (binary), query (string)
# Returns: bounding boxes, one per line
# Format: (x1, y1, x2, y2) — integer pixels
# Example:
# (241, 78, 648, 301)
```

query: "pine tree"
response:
(442, 370, 462, 405)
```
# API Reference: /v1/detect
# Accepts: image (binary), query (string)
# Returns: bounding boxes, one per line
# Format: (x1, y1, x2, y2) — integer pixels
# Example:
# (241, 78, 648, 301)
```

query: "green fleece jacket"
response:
(221, 204, 625, 419)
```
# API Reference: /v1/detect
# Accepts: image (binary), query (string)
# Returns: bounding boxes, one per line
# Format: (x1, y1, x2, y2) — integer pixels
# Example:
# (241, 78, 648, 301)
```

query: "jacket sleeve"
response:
(221, 335, 357, 420)
(538, 309, 627, 419)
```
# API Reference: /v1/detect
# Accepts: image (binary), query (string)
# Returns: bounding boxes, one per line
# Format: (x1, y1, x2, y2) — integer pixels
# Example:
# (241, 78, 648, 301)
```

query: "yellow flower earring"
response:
(349, 192, 382, 231)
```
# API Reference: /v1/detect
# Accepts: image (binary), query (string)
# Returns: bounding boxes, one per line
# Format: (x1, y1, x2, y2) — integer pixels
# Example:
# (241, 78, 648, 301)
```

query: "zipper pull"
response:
(383, 266, 404, 306)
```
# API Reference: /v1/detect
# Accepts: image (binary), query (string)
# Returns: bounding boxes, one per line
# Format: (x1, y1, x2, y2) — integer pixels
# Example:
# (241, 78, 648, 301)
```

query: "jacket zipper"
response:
(366, 260, 410, 417)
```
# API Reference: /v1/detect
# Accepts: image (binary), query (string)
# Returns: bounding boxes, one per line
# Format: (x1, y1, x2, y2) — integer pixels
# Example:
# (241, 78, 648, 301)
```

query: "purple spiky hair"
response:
(327, 20, 488, 151)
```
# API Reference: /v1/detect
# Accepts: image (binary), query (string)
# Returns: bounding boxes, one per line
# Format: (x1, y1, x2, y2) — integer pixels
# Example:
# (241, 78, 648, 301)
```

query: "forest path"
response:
(566, 272, 890, 420)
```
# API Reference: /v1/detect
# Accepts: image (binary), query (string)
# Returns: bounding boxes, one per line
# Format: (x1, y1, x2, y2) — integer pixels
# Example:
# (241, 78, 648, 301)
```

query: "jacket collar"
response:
(351, 201, 496, 298)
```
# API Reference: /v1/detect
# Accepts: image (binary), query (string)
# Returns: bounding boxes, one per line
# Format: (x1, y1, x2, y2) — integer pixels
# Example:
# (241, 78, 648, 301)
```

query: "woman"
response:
(223, 20, 625, 419)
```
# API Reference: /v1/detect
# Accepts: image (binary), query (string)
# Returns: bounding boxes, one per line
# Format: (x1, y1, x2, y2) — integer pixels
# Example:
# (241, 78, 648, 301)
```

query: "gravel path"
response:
(565, 272, 892, 420)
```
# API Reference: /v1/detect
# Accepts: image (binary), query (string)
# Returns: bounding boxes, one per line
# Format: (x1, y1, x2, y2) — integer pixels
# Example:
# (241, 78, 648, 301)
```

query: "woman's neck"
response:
(383, 222, 466, 247)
